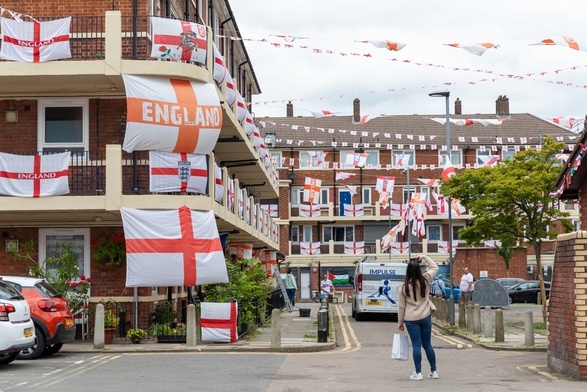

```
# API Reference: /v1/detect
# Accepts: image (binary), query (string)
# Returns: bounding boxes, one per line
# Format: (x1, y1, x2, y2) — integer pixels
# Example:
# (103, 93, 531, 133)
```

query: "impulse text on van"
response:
(369, 269, 398, 275)
(141, 102, 221, 127)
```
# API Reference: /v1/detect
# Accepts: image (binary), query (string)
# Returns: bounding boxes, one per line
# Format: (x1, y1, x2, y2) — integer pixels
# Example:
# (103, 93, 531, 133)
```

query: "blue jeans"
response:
(286, 288, 296, 306)
(404, 315, 436, 373)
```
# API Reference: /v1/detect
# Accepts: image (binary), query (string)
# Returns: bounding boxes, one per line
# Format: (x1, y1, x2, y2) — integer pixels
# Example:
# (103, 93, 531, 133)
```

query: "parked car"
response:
(0, 279, 35, 365)
(507, 280, 551, 304)
(496, 278, 526, 288)
(1, 276, 75, 359)
(440, 278, 460, 303)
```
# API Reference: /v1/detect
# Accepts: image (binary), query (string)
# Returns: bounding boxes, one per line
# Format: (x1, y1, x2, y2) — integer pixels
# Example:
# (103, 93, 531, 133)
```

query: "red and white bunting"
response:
(201, 302, 238, 343)
(0, 17, 71, 62)
(300, 241, 321, 255)
(122, 75, 222, 154)
(344, 241, 365, 254)
(0, 152, 70, 197)
(446, 42, 498, 56)
(122, 207, 228, 287)
(484, 240, 502, 248)
(150, 16, 207, 64)
(149, 151, 207, 193)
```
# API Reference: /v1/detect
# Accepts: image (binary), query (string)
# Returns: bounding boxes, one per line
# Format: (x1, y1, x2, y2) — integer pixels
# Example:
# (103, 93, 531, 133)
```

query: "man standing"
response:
(283, 267, 297, 310)
(320, 274, 334, 302)
(460, 267, 474, 305)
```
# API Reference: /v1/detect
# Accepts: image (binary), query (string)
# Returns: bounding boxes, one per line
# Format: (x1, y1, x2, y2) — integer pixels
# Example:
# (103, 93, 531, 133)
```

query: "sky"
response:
(228, 0, 587, 130)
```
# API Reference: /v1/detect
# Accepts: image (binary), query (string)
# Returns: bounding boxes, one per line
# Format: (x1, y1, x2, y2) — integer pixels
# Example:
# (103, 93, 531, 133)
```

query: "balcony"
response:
(0, 145, 279, 250)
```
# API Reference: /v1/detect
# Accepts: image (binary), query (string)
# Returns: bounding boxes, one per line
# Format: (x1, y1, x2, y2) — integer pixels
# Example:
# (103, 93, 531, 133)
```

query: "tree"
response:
(441, 136, 573, 322)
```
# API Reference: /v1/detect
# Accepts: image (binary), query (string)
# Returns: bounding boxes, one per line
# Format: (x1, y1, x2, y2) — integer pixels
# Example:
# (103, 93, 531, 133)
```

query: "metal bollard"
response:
(317, 307, 328, 343)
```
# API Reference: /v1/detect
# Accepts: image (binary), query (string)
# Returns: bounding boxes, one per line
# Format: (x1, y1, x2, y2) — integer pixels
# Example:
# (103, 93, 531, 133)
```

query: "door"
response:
(300, 271, 311, 299)
(339, 190, 351, 216)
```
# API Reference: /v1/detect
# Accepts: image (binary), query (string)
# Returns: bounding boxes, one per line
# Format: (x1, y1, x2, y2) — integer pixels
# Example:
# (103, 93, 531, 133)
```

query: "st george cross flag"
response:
(0, 152, 70, 197)
(438, 241, 458, 254)
(228, 243, 253, 260)
(150, 16, 207, 64)
(201, 302, 238, 343)
(299, 204, 321, 217)
(300, 242, 321, 255)
(258, 250, 277, 277)
(214, 162, 223, 203)
(345, 153, 368, 168)
(225, 73, 237, 107)
(122, 74, 222, 154)
(1, 17, 71, 62)
(121, 206, 228, 287)
(303, 177, 321, 204)
(261, 204, 279, 217)
(343, 204, 364, 217)
(335, 172, 356, 181)
(149, 151, 207, 193)
(417, 178, 440, 188)
(441, 158, 456, 181)
(212, 43, 227, 85)
(391, 241, 410, 254)
(375, 176, 395, 193)
(484, 240, 502, 248)
(344, 241, 365, 255)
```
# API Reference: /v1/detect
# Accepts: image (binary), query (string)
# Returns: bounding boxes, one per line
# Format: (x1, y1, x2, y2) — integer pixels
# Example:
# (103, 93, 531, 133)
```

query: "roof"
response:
(257, 113, 578, 149)
(554, 128, 587, 199)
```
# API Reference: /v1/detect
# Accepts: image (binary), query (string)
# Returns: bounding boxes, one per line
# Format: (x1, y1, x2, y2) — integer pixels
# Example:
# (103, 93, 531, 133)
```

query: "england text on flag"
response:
(121, 207, 228, 287)
(201, 302, 238, 343)
(122, 75, 222, 154)
(0, 152, 70, 197)
(150, 17, 208, 64)
(1, 17, 71, 62)
(149, 151, 208, 193)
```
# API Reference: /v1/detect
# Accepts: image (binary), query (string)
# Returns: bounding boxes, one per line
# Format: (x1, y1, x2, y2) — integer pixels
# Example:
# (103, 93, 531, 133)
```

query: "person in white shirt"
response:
(319, 275, 334, 301)
(459, 267, 474, 305)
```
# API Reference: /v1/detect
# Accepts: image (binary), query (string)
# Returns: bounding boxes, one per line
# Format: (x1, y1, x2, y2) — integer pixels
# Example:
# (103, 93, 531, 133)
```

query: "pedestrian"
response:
(460, 267, 474, 305)
(430, 275, 445, 298)
(319, 274, 334, 301)
(283, 267, 297, 310)
(397, 255, 439, 381)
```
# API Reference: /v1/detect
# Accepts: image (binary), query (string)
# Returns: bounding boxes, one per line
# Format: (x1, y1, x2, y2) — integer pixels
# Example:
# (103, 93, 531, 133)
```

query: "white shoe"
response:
(428, 371, 439, 379)
(410, 372, 423, 380)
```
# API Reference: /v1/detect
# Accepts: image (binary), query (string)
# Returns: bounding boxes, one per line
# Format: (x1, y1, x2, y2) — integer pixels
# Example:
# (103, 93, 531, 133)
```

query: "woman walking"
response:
(397, 255, 439, 380)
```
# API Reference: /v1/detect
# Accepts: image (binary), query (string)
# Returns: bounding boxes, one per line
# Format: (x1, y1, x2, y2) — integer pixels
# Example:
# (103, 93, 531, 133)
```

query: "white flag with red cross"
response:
(212, 42, 227, 85)
(149, 151, 207, 193)
(228, 243, 253, 260)
(299, 204, 321, 217)
(303, 177, 322, 204)
(0, 152, 70, 197)
(201, 302, 238, 343)
(345, 152, 368, 168)
(122, 74, 222, 154)
(150, 16, 207, 64)
(300, 242, 321, 255)
(343, 204, 364, 217)
(375, 176, 395, 193)
(258, 250, 277, 277)
(261, 204, 279, 217)
(225, 73, 237, 107)
(214, 162, 223, 203)
(0, 17, 71, 62)
(121, 206, 228, 287)
(344, 241, 365, 254)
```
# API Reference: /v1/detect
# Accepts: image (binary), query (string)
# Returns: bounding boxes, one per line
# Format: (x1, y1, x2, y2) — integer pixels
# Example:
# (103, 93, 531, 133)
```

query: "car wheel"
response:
(18, 327, 46, 360)
(508, 296, 512, 305)
(0, 352, 19, 365)
(43, 343, 64, 356)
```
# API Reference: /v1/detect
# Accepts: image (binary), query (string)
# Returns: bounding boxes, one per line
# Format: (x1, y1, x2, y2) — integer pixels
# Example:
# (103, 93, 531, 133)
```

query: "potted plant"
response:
(93, 233, 126, 267)
(126, 328, 147, 344)
(152, 323, 187, 343)
(104, 309, 119, 344)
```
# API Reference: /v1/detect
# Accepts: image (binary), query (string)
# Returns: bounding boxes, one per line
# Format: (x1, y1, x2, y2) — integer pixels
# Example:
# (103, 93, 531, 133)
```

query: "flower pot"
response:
(131, 339, 142, 344)
(104, 328, 116, 344)
(157, 335, 186, 343)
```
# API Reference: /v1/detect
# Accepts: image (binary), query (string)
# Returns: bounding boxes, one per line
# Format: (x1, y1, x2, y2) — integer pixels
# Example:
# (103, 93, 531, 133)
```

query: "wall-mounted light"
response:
(5, 101, 18, 124)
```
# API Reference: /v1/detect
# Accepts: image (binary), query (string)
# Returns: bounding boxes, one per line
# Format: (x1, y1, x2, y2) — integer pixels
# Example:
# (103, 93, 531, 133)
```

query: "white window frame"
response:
(291, 188, 302, 205)
(476, 149, 491, 166)
(300, 150, 323, 168)
(38, 228, 91, 279)
(362, 187, 371, 205)
(38, 98, 89, 152)
(501, 148, 515, 161)
(270, 151, 283, 167)
(302, 225, 313, 242)
(291, 225, 300, 243)
(321, 188, 329, 206)
(339, 150, 355, 168)
(365, 149, 379, 167)
(438, 150, 462, 166)
(322, 225, 354, 243)
(392, 150, 415, 167)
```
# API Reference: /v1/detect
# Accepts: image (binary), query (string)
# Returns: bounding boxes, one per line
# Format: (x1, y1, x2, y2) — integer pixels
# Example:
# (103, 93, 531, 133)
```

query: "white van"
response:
(350, 260, 407, 321)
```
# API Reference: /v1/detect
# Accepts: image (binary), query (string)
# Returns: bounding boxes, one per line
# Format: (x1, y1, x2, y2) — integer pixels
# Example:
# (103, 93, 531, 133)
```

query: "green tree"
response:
(441, 136, 573, 322)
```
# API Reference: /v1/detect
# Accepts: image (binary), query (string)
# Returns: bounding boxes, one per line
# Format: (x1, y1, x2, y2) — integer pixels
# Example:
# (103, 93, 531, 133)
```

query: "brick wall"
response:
(1, 1, 150, 16)
(547, 231, 587, 381)
(453, 247, 528, 280)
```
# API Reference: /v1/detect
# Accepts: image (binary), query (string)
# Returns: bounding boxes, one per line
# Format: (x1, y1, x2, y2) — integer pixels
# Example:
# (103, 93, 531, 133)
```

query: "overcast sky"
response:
(229, 0, 587, 128)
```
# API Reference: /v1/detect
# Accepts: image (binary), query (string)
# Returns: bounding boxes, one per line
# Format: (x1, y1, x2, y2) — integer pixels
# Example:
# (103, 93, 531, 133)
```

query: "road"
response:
(0, 303, 583, 391)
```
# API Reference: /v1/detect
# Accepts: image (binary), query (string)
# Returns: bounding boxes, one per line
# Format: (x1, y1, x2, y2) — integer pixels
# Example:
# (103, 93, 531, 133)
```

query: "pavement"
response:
(60, 302, 546, 354)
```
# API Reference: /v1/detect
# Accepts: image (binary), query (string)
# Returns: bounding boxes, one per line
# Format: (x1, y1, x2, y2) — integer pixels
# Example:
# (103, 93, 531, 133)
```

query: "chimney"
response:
(496, 95, 510, 116)
(353, 98, 360, 123)
(454, 98, 462, 115)
(286, 101, 293, 117)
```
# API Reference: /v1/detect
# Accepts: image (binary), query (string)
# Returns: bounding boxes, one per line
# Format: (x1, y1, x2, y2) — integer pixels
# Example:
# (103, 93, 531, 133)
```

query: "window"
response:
(452, 225, 464, 241)
(39, 228, 90, 278)
(438, 150, 461, 166)
(321, 188, 329, 206)
(291, 188, 302, 205)
(265, 133, 277, 148)
(323, 226, 354, 242)
(392, 150, 415, 167)
(365, 150, 379, 167)
(302, 226, 313, 242)
(427, 225, 441, 241)
(501, 148, 515, 161)
(291, 226, 300, 243)
(270, 151, 282, 167)
(38, 98, 89, 153)
(403, 187, 429, 204)
(476, 149, 491, 166)
(300, 151, 323, 168)
(362, 187, 371, 205)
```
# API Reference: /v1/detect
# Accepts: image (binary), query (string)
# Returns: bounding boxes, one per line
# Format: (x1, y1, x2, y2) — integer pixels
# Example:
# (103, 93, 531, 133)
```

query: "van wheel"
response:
(18, 327, 46, 360)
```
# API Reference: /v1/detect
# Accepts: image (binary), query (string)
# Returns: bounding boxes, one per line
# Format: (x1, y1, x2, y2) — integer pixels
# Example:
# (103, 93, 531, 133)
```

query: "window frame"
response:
(365, 149, 379, 166)
(362, 187, 371, 205)
(38, 228, 91, 279)
(38, 98, 89, 152)
(392, 150, 415, 167)
(299, 150, 324, 168)
(427, 224, 442, 242)
(270, 151, 283, 167)
(438, 150, 462, 166)
(322, 225, 354, 243)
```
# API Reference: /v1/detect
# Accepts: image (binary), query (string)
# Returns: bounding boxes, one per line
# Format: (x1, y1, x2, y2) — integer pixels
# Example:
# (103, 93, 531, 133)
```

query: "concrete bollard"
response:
(473, 304, 481, 334)
(524, 310, 535, 346)
(467, 305, 474, 332)
(494, 308, 505, 342)
(186, 304, 197, 347)
(458, 301, 466, 328)
(94, 303, 105, 349)
(270, 308, 281, 348)
(484, 310, 493, 338)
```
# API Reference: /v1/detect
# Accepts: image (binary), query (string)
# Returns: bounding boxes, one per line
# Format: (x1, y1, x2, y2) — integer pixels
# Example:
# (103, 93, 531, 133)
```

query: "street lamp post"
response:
(429, 90, 455, 326)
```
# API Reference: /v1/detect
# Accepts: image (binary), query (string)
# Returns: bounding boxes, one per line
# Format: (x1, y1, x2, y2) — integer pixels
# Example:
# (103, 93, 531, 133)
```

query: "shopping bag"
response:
(391, 333, 409, 360)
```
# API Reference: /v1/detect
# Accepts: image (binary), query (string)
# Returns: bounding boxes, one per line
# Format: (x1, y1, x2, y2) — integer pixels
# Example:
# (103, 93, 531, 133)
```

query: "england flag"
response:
(0, 152, 70, 197)
(150, 16, 207, 64)
(201, 302, 238, 343)
(149, 151, 207, 193)
(1, 17, 71, 62)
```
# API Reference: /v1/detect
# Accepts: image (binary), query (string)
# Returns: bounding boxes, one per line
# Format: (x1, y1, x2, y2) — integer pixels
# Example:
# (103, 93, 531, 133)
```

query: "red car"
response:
(1, 276, 76, 359)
